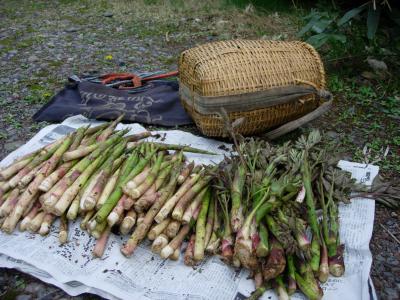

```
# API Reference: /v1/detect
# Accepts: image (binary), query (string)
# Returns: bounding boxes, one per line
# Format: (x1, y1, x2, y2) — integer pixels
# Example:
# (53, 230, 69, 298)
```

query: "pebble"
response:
(326, 130, 338, 139)
(4, 141, 25, 152)
(16, 295, 32, 300)
(24, 282, 42, 294)
(385, 287, 399, 300)
(367, 58, 388, 72)
(28, 55, 39, 62)
(65, 27, 80, 33)
(103, 12, 113, 17)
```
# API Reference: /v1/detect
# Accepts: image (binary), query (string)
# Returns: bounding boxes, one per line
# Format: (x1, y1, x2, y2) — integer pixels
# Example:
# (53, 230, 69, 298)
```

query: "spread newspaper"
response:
(0, 115, 378, 300)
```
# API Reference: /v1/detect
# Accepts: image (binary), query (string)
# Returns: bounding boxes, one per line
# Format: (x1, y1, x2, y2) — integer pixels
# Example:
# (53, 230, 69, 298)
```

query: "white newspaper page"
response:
(0, 115, 376, 300)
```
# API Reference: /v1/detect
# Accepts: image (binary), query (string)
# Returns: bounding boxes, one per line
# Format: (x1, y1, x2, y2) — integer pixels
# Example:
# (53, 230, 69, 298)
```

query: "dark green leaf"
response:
(306, 33, 346, 48)
(297, 15, 322, 37)
(329, 34, 347, 43)
(367, 5, 381, 39)
(306, 33, 330, 48)
(337, 4, 368, 26)
(311, 18, 332, 34)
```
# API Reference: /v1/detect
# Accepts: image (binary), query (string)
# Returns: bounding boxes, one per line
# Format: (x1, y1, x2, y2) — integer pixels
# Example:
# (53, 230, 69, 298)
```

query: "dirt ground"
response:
(0, 1, 399, 299)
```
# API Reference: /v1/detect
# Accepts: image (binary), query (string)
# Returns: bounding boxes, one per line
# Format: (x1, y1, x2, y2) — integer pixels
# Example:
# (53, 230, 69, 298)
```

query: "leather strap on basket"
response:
(180, 82, 331, 114)
(264, 93, 333, 140)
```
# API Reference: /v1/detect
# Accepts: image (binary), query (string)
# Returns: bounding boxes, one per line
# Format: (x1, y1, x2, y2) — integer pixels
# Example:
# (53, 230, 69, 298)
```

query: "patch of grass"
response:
(24, 85, 53, 105)
(4, 113, 23, 129)
(111, 0, 297, 42)
(326, 72, 400, 177)
(0, 132, 8, 140)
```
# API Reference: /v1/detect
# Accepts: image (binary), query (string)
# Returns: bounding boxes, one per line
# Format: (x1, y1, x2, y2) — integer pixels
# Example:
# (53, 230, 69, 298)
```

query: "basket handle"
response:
(264, 91, 333, 140)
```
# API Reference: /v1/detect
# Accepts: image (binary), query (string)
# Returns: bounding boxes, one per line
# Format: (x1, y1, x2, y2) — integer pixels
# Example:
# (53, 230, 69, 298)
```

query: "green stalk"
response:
(310, 235, 321, 273)
(294, 272, 323, 300)
(182, 187, 208, 224)
(329, 243, 345, 277)
(70, 126, 88, 150)
(256, 223, 269, 257)
(96, 114, 124, 142)
(81, 141, 127, 210)
(94, 150, 140, 223)
(41, 134, 74, 176)
(318, 175, 330, 249)
(59, 214, 68, 244)
(287, 254, 297, 295)
(275, 275, 289, 300)
(8, 137, 65, 188)
(298, 260, 324, 299)
(149, 142, 216, 155)
(81, 127, 105, 146)
(171, 173, 213, 221)
(125, 152, 164, 199)
(121, 165, 181, 255)
(204, 196, 215, 247)
(231, 164, 246, 232)
(84, 122, 109, 135)
(245, 287, 266, 300)
(265, 215, 295, 253)
(319, 241, 329, 282)
(327, 173, 339, 257)
(80, 210, 95, 230)
(255, 195, 280, 224)
(206, 199, 221, 253)
(194, 188, 211, 261)
(302, 154, 320, 242)
(155, 169, 202, 223)
(234, 192, 268, 269)
(63, 130, 127, 161)
(54, 148, 111, 215)
(155, 164, 172, 190)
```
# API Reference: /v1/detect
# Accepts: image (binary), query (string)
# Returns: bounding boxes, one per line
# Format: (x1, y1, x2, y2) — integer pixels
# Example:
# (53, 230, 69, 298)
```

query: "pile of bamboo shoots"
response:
(0, 116, 355, 300)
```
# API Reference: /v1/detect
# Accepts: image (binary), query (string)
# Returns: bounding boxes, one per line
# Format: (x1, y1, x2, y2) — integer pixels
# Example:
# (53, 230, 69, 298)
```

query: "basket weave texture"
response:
(179, 40, 326, 137)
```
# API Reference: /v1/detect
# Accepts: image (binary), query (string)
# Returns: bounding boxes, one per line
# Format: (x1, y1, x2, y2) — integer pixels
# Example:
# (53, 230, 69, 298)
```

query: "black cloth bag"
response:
(33, 80, 193, 126)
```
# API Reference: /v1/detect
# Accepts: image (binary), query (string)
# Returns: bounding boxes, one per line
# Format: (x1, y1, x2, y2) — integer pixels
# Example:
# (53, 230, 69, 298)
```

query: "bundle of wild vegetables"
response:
(0, 116, 217, 261)
(0, 117, 360, 300)
(211, 130, 355, 300)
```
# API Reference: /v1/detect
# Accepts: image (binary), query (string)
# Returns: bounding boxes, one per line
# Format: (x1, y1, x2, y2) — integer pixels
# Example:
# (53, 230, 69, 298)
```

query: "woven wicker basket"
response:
(179, 40, 331, 138)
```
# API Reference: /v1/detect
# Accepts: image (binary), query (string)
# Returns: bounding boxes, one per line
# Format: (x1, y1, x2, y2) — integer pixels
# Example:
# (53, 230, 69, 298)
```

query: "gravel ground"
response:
(0, 1, 399, 299)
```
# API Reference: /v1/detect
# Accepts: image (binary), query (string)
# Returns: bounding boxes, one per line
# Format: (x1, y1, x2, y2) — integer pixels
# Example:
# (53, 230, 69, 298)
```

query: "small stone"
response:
(4, 141, 24, 152)
(385, 288, 399, 300)
(361, 71, 376, 79)
(118, 61, 126, 67)
(326, 130, 338, 139)
(28, 55, 38, 62)
(65, 27, 79, 33)
(388, 258, 399, 266)
(391, 211, 398, 217)
(16, 295, 32, 300)
(375, 254, 384, 262)
(367, 58, 388, 72)
(383, 271, 392, 277)
(103, 12, 113, 17)
(25, 282, 43, 294)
